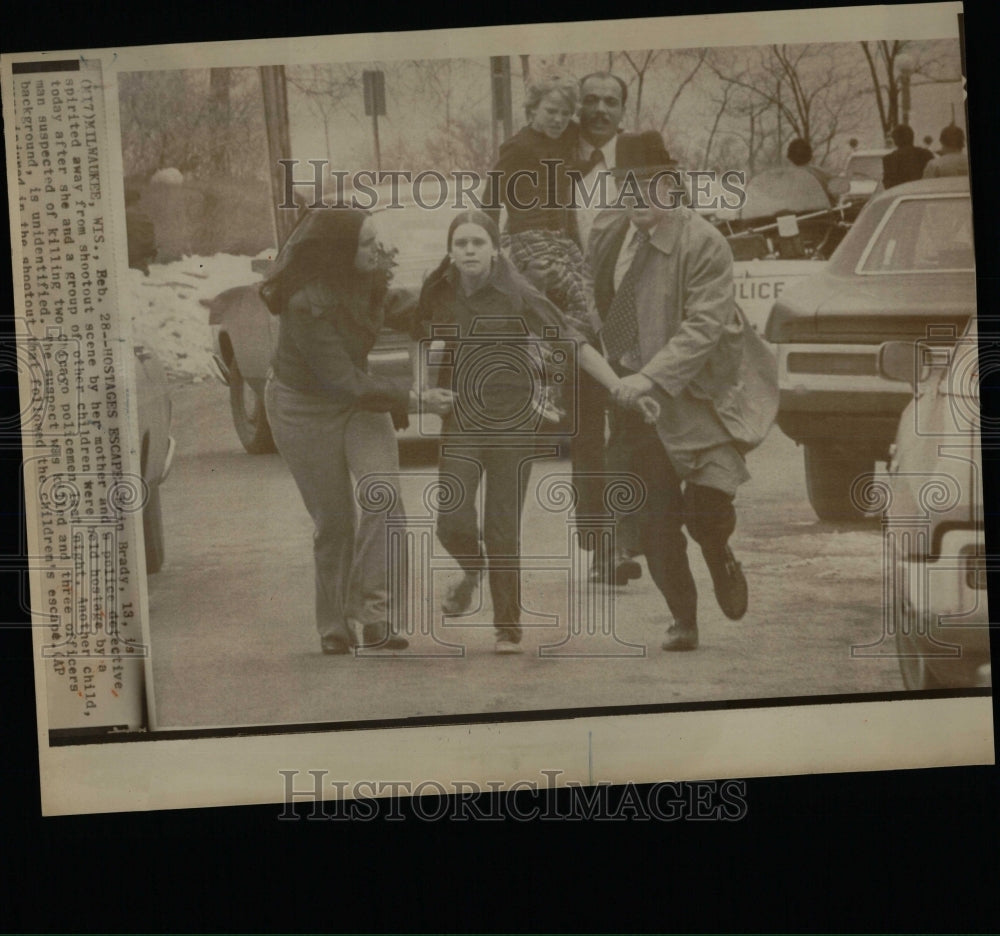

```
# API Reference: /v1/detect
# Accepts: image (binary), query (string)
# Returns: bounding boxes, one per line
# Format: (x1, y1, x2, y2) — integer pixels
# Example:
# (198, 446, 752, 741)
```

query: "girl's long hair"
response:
(420, 210, 502, 301)
(260, 207, 384, 316)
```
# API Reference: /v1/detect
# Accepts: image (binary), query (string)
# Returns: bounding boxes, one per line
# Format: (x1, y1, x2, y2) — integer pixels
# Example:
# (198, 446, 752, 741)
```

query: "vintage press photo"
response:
(1, 1, 993, 816)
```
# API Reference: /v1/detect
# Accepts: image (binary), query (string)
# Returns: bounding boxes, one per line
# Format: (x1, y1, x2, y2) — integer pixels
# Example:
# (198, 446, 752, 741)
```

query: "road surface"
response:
(145, 378, 904, 729)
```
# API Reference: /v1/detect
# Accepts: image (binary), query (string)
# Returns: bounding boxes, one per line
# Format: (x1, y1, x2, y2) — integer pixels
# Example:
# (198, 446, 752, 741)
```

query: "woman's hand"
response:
(418, 387, 454, 416)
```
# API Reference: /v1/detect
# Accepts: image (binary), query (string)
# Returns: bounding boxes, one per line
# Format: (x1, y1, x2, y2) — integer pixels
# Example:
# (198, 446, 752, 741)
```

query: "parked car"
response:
(764, 175, 975, 521)
(828, 147, 892, 213)
(203, 204, 453, 454)
(877, 320, 990, 690)
(133, 343, 175, 573)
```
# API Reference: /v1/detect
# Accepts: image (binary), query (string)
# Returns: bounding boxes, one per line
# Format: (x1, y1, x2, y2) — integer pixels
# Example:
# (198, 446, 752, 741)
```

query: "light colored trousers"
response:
(265, 377, 405, 644)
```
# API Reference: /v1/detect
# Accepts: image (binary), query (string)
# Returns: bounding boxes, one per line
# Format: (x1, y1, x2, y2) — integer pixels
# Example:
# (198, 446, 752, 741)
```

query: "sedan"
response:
(877, 319, 991, 689)
(764, 175, 975, 521)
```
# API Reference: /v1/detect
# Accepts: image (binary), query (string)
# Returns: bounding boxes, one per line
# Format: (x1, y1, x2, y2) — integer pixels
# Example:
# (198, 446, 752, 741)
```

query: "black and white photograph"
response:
(1, 0, 992, 817)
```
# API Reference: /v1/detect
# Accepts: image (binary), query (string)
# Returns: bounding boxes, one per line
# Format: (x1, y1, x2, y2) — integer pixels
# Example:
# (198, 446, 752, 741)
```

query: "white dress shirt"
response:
(575, 134, 620, 253)
(613, 222, 648, 291)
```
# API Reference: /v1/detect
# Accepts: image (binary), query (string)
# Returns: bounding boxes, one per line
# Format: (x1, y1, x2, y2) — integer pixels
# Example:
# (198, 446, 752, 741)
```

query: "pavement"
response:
(145, 378, 904, 729)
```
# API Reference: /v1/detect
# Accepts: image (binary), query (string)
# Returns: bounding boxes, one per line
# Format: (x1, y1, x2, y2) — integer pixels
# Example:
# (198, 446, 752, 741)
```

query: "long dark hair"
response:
(260, 207, 382, 315)
(447, 209, 500, 251)
(421, 210, 501, 297)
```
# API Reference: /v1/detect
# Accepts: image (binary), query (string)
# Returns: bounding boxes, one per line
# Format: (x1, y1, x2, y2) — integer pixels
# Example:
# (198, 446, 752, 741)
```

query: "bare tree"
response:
(119, 68, 268, 180)
(374, 59, 494, 176)
(617, 49, 663, 129)
(208, 69, 232, 176)
(710, 44, 863, 165)
(859, 39, 963, 139)
(286, 64, 362, 165)
(657, 48, 709, 134)
(701, 82, 734, 169)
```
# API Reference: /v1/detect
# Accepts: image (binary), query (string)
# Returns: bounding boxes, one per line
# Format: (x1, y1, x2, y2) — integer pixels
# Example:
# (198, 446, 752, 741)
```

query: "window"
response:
(860, 196, 974, 273)
(846, 155, 884, 182)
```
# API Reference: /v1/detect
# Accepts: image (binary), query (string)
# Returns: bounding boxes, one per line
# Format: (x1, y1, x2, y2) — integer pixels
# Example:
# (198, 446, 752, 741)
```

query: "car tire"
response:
(143, 483, 166, 575)
(229, 357, 276, 454)
(803, 442, 874, 522)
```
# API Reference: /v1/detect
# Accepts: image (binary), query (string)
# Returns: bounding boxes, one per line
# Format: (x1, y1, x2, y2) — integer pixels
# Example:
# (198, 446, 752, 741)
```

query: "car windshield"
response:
(859, 195, 974, 273)
(372, 202, 455, 286)
(846, 155, 884, 181)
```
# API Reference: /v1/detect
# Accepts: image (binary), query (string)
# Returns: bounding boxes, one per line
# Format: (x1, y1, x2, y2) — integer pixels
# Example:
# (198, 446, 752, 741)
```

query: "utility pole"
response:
(490, 56, 513, 161)
(259, 64, 296, 247)
(363, 69, 386, 173)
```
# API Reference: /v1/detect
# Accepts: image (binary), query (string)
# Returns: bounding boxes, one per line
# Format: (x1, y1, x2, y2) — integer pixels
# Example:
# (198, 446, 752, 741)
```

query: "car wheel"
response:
(803, 443, 874, 522)
(143, 483, 166, 575)
(229, 357, 276, 454)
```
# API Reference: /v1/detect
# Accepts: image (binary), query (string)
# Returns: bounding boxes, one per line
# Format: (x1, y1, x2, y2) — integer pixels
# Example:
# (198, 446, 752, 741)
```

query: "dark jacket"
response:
(487, 123, 581, 237)
(417, 256, 582, 423)
(883, 144, 935, 189)
(271, 281, 416, 417)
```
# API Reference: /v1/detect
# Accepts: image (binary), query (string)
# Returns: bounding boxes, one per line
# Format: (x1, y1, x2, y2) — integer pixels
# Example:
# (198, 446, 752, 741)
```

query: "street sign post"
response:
(363, 69, 386, 173)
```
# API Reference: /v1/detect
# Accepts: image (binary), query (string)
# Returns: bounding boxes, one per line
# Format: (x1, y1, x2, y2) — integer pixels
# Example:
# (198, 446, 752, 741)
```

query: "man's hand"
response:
(613, 373, 655, 409)
(635, 395, 660, 424)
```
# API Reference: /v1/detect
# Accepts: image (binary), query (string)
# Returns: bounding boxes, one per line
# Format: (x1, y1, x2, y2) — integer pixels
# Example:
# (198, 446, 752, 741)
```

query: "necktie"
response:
(602, 228, 649, 365)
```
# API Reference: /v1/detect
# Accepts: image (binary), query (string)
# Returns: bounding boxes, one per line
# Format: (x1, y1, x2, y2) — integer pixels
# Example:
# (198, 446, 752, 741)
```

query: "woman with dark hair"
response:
(262, 207, 453, 655)
(417, 209, 656, 653)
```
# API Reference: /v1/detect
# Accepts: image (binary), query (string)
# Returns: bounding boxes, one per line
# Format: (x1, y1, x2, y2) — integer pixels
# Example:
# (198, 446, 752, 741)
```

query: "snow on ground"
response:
(126, 251, 275, 381)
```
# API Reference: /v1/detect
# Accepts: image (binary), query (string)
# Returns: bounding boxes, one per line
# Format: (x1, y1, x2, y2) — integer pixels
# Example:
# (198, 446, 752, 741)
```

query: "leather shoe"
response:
(589, 550, 642, 585)
(361, 623, 409, 650)
(661, 622, 698, 652)
(443, 571, 479, 614)
(320, 634, 354, 655)
(703, 545, 748, 620)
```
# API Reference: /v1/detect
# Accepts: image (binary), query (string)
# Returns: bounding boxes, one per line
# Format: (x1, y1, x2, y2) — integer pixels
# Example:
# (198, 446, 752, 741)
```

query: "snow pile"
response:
(150, 167, 184, 186)
(126, 251, 275, 380)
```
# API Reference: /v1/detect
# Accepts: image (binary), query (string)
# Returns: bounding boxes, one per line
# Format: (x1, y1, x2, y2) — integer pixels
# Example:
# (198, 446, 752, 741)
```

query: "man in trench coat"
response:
(589, 131, 778, 651)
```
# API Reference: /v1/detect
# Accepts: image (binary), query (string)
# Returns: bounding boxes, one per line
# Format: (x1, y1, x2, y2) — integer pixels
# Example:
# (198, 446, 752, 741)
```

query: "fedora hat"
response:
(612, 131, 679, 179)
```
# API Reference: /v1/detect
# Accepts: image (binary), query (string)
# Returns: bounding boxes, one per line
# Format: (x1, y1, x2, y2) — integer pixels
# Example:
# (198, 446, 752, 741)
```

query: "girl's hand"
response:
(612, 372, 655, 409)
(419, 387, 454, 416)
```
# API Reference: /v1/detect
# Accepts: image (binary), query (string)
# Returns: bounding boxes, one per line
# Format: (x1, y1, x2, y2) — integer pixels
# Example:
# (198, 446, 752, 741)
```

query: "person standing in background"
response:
(882, 125, 934, 188)
(570, 72, 644, 586)
(785, 138, 835, 206)
(923, 124, 969, 178)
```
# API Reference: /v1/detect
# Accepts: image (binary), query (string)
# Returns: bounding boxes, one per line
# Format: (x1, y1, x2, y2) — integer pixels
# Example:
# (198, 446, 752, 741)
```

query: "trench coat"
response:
(588, 206, 778, 465)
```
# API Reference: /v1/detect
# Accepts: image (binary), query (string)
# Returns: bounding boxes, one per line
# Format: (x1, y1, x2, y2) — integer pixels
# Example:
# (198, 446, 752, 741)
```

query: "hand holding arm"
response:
(410, 387, 454, 416)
